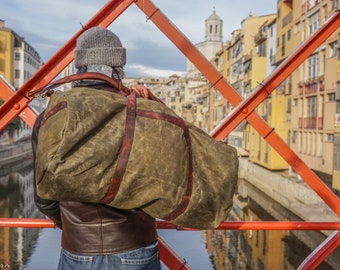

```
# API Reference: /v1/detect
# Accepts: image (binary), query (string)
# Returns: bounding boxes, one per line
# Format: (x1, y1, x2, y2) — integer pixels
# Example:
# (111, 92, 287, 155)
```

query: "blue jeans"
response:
(57, 241, 161, 270)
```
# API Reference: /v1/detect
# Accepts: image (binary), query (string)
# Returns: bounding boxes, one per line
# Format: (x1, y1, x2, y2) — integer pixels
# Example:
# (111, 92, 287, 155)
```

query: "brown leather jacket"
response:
(31, 83, 158, 255)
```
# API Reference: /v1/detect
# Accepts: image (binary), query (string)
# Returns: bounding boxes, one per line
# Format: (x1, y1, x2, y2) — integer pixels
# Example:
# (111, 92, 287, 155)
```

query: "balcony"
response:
(304, 117, 317, 129)
(301, 0, 322, 15)
(298, 117, 324, 129)
(254, 32, 267, 45)
(282, 12, 292, 28)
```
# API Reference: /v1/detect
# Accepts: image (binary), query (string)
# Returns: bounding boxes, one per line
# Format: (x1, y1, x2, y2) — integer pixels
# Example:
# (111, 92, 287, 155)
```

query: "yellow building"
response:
(0, 20, 15, 85)
(0, 19, 42, 90)
(246, 8, 290, 170)
(224, 13, 281, 168)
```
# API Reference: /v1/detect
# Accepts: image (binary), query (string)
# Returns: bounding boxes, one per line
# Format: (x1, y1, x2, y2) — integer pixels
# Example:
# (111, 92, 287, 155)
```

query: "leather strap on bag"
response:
(32, 71, 193, 220)
(101, 91, 194, 221)
(101, 91, 137, 204)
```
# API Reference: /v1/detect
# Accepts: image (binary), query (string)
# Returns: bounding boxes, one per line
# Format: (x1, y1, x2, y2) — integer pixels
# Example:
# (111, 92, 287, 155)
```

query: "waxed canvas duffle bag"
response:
(33, 73, 239, 229)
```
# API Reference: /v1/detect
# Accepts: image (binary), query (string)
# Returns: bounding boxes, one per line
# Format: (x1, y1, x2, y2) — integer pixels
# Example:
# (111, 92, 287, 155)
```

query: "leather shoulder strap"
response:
(28, 72, 130, 98)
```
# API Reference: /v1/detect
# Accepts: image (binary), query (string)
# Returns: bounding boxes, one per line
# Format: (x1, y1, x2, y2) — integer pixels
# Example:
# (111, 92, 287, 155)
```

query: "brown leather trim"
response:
(136, 109, 193, 222)
(101, 92, 137, 204)
(136, 110, 186, 128)
(162, 124, 193, 222)
(40, 101, 67, 127)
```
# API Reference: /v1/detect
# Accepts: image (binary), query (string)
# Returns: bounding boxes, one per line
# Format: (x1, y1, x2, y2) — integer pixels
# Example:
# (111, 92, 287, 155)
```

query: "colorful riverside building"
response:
(285, 0, 339, 191)
(0, 19, 43, 90)
(0, 19, 44, 144)
(182, 1, 340, 193)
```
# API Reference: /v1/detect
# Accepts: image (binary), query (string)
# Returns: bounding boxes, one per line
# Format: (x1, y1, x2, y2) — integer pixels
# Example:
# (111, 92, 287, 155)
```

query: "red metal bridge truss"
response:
(0, 0, 340, 269)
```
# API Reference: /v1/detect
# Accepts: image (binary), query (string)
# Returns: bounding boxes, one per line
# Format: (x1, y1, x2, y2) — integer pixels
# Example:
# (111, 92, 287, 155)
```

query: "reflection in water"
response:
(0, 156, 339, 269)
(0, 156, 44, 270)
(204, 179, 340, 270)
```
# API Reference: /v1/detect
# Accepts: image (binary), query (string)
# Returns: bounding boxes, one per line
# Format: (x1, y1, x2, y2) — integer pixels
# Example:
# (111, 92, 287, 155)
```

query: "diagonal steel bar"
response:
(0, 75, 37, 128)
(1, 218, 339, 231)
(297, 231, 340, 270)
(210, 10, 340, 140)
(0, 0, 135, 131)
(158, 237, 192, 270)
(247, 112, 340, 217)
(0, 0, 339, 266)
(134, 0, 340, 218)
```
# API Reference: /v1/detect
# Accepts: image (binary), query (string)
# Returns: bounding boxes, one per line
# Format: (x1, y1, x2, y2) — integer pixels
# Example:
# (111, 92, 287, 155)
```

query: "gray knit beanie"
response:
(74, 26, 126, 68)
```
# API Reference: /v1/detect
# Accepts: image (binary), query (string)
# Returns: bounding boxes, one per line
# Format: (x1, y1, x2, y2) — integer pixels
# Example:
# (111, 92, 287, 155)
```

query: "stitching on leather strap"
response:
(101, 92, 137, 204)
(136, 109, 193, 221)
(40, 101, 67, 127)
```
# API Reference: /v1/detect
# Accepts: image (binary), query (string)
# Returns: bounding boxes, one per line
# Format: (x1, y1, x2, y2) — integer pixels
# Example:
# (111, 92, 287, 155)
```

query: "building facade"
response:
(0, 19, 43, 144)
(0, 20, 43, 90)
(289, 0, 339, 189)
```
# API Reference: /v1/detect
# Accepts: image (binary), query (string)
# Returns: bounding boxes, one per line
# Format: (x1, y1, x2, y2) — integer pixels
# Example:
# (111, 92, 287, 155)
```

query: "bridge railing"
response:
(0, 1, 339, 269)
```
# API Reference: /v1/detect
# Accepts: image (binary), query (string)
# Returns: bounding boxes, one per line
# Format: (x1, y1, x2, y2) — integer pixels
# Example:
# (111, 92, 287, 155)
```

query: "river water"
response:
(0, 155, 339, 269)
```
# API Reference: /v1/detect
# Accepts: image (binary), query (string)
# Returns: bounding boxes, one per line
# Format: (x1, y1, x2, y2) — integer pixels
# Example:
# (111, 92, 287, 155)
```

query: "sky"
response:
(1, 0, 277, 78)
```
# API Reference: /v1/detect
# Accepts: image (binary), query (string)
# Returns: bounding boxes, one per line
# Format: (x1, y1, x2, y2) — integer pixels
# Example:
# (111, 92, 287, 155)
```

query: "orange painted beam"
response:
(158, 237, 192, 270)
(297, 231, 340, 270)
(0, 218, 56, 228)
(0, 0, 135, 131)
(1, 218, 339, 231)
(0, 76, 37, 128)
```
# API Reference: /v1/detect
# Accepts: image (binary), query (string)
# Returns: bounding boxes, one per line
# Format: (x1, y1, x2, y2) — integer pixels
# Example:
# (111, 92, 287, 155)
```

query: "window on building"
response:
(281, 34, 286, 56)
(327, 134, 334, 142)
(269, 48, 274, 64)
(287, 29, 291, 40)
(330, 41, 337, 57)
(14, 37, 20, 47)
(320, 49, 325, 75)
(295, 22, 301, 33)
(308, 96, 317, 116)
(293, 98, 298, 106)
(323, 5, 327, 22)
(232, 42, 243, 58)
(269, 25, 273, 37)
(258, 43, 266, 57)
(308, 54, 318, 79)
(244, 60, 251, 75)
(336, 152, 340, 171)
(15, 69, 20, 79)
(306, 96, 317, 129)
(14, 52, 20, 61)
(298, 132, 302, 153)
(328, 93, 336, 102)
(287, 98, 291, 113)
(292, 131, 297, 144)
(309, 11, 320, 36)
(318, 133, 323, 157)
(332, 0, 338, 9)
